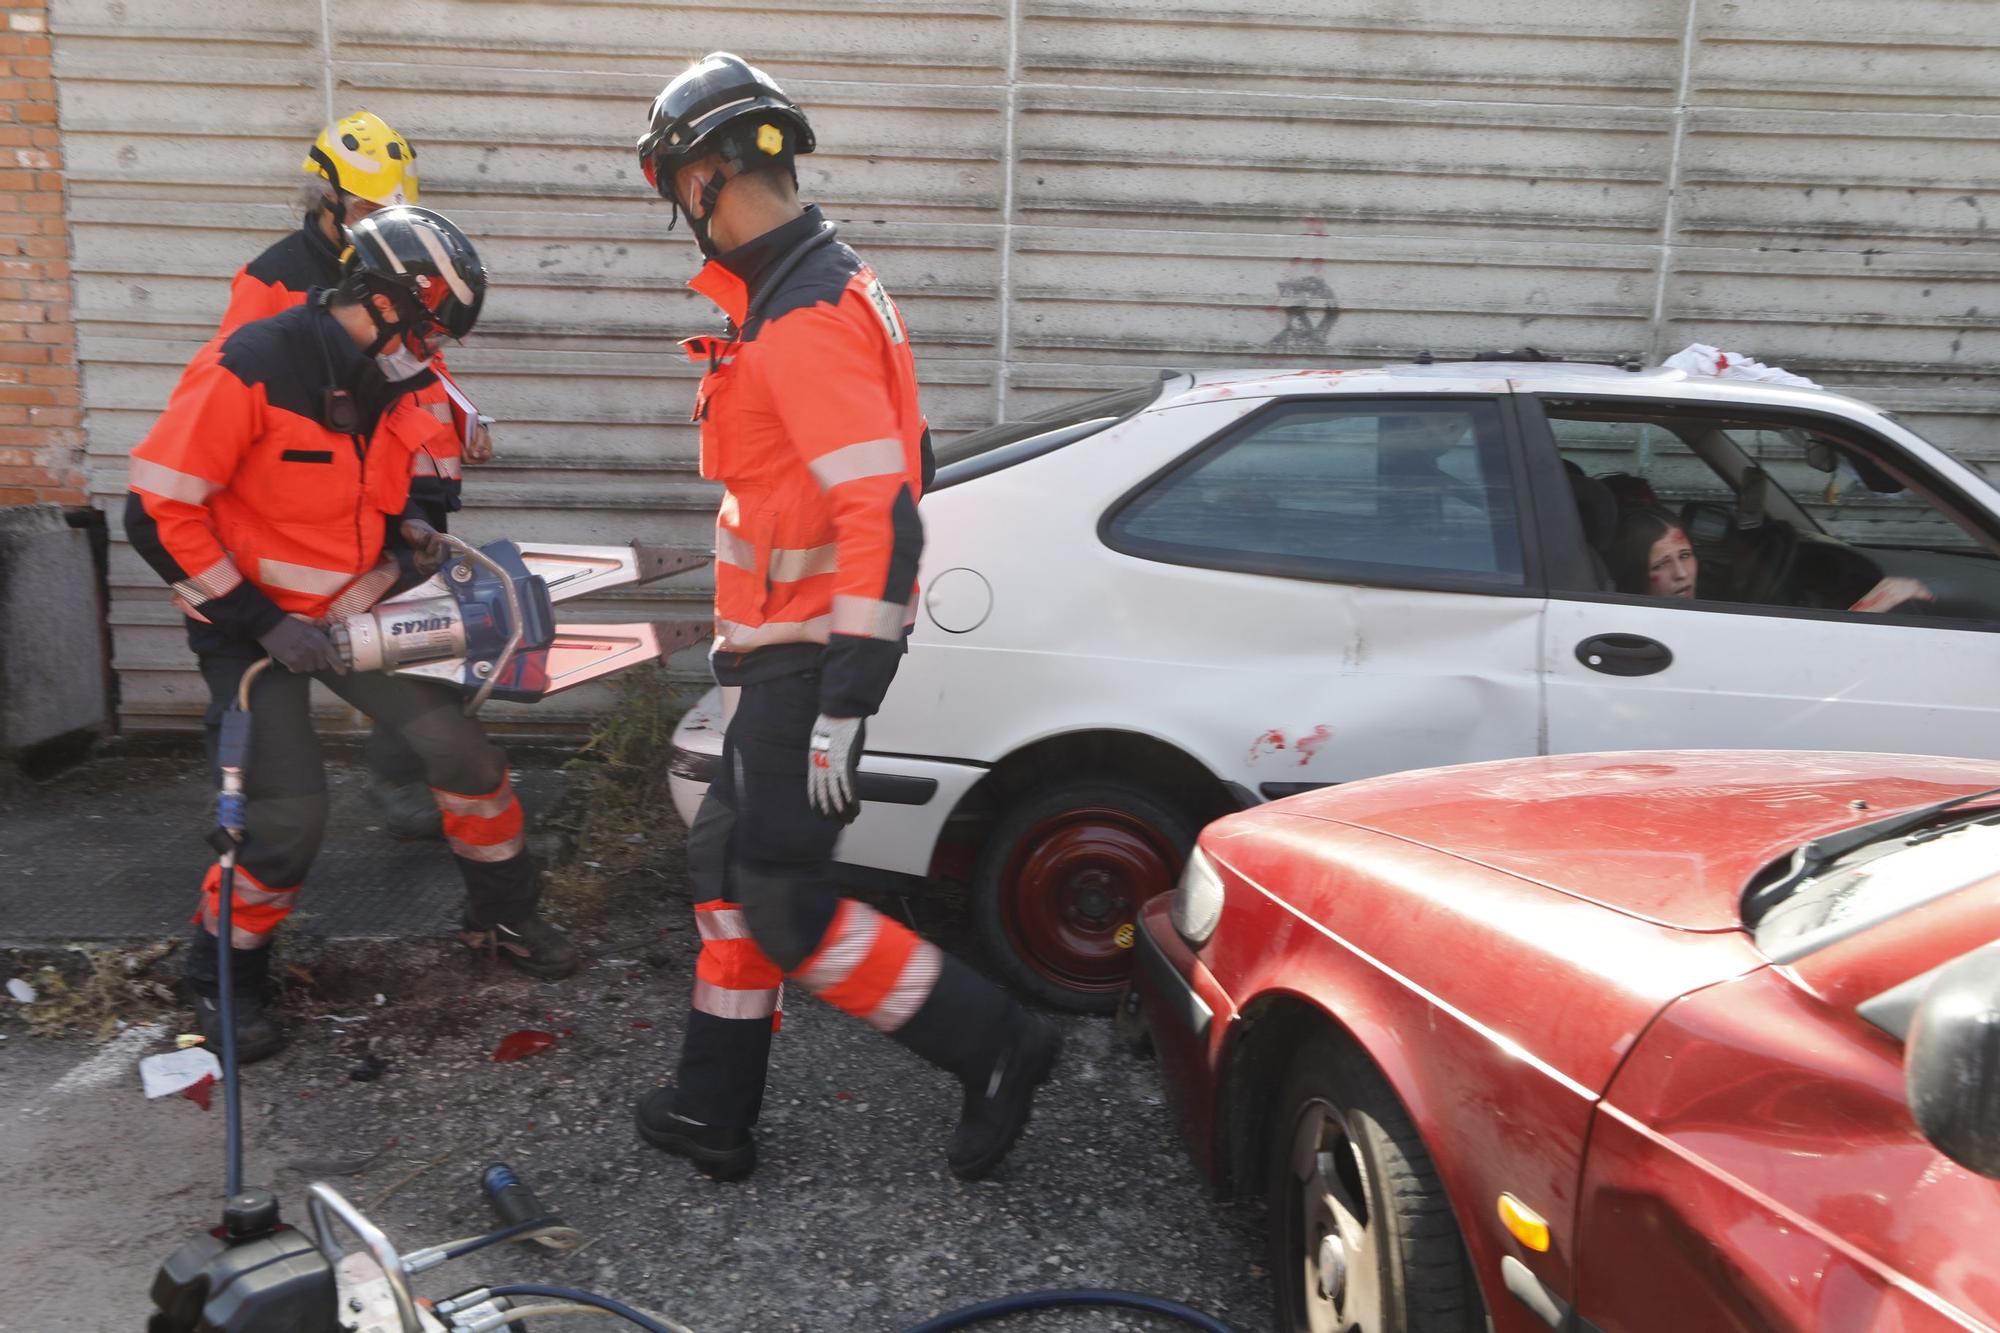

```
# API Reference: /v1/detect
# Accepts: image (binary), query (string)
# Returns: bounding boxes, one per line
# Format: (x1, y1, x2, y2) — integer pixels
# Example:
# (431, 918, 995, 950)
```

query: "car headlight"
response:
(1170, 846, 1225, 947)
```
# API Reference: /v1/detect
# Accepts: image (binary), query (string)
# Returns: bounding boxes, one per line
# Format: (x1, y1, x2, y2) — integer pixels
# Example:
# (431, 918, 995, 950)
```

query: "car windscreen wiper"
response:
(1743, 784, 2000, 925)
(1906, 806, 2000, 846)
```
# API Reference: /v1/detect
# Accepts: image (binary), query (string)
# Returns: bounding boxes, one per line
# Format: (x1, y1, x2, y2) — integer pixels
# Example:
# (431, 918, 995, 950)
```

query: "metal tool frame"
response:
(436, 535, 525, 717)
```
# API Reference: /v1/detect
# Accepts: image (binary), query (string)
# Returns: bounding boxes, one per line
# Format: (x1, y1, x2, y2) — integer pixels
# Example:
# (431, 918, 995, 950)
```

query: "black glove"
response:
(257, 614, 344, 675)
(399, 517, 446, 575)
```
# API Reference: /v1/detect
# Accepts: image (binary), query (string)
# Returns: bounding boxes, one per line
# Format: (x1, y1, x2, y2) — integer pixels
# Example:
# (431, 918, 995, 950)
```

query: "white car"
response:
(670, 358, 2000, 1010)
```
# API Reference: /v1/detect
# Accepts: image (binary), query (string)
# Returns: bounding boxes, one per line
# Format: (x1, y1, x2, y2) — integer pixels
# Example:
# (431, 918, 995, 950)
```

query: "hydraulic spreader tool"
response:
(327, 535, 713, 714)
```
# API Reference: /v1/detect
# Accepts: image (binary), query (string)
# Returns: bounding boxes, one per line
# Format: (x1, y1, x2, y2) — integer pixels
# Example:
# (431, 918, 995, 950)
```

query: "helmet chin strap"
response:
(358, 292, 414, 356)
(687, 168, 731, 259)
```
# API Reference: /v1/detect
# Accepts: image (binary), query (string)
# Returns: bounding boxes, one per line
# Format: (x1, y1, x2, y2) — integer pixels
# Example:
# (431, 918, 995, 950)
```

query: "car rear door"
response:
(1519, 393, 2000, 759)
(1095, 392, 1547, 797)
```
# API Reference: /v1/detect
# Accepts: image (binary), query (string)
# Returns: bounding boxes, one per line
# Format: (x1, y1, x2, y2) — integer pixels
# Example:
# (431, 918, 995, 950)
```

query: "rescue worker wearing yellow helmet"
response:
(221, 111, 496, 840)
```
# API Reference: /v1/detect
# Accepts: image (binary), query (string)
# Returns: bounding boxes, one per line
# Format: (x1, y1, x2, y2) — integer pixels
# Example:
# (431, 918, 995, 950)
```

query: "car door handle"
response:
(1575, 633, 1673, 677)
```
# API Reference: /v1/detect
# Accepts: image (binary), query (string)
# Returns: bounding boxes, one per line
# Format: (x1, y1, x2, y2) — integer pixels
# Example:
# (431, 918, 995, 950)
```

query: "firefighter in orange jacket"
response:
(220, 111, 494, 840)
(124, 207, 576, 1063)
(631, 55, 1060, 1183)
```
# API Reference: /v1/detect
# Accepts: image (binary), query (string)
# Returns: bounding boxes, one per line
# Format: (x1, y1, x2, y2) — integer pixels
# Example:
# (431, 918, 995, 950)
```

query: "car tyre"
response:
(973, 778, 1196, 1014)
(1268, 1029, 1481, 1333)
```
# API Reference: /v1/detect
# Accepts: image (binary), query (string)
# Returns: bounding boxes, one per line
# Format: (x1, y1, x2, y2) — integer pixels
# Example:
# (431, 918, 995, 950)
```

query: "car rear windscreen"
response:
(931, 383, 1165, 489)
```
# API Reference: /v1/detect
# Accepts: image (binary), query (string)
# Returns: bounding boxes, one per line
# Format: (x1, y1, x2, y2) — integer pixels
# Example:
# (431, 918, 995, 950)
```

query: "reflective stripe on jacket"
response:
(683, 207, 934, 719)
(222, 211, 471, 524)
(124, 304, 428, 649)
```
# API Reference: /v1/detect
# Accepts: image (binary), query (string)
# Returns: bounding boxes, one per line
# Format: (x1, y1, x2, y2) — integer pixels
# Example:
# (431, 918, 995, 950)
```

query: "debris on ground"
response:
(1, 940, 181, 1039)
(139, 1046, 221, 1100)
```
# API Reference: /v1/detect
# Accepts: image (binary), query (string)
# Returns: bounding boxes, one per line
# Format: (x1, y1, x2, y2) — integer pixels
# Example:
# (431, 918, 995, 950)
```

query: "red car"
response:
(1132, 750, 2000, 1333)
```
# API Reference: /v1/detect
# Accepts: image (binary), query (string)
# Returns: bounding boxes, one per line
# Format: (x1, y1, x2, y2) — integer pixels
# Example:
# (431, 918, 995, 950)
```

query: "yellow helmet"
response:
(303, 111, 419, 206)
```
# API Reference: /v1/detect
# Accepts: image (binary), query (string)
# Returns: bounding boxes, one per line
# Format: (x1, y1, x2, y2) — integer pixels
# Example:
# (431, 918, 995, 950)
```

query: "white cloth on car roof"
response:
(1663, 343, 1820, 389)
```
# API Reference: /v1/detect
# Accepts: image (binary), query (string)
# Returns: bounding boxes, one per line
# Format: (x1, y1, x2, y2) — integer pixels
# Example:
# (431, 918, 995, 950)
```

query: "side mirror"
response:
(1906, 946, 2000, 1180)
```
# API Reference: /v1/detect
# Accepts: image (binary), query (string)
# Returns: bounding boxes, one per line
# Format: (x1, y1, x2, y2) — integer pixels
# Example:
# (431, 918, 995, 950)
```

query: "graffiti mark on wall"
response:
(1269, 275, 1340, 351)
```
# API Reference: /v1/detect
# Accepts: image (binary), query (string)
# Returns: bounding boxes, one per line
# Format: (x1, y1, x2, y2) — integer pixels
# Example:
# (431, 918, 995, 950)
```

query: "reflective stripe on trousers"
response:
(433, 771, 526, 863)
(196, 860, 299, 948)
(790, 899, 943, 1034)
(691, 900, 784, 1029)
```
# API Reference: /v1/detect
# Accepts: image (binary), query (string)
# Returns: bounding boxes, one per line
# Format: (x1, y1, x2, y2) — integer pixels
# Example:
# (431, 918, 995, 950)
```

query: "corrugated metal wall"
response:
(53, 0, 2000, 734)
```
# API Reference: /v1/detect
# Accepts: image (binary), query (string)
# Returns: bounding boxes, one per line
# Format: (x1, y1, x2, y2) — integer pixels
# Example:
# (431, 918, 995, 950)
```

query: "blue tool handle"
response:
(481, 1162, 547, 1230)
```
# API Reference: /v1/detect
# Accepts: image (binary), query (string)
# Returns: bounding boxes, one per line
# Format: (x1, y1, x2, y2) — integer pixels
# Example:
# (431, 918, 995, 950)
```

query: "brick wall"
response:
(0, 0, 78, 508)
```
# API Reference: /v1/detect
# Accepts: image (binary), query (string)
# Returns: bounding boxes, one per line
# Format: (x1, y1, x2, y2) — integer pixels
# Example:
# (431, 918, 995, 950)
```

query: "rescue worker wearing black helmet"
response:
(124, 206, 578, 1063)
(631, 53, 1061, 1183)
(221, 111, 498, 843)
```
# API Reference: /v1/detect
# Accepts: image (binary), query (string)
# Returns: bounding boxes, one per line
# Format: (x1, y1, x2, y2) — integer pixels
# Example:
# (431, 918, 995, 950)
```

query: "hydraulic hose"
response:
(899, 1288, 1236, 1333)
(216, 851, 243, 1198)
(482, 1284, 695, 1333)
(440, 1216, 567, 1261)
(215, 657, 269, 1199)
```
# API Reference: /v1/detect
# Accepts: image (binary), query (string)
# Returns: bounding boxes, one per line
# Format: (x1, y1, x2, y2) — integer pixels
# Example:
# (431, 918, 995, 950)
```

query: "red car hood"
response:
(1271, 751, 2000, 931)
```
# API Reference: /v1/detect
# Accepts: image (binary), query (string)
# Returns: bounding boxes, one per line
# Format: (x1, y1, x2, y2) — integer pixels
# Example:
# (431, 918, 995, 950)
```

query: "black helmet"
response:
(636, 52, 814, 205)
(338, 205, 486, 341)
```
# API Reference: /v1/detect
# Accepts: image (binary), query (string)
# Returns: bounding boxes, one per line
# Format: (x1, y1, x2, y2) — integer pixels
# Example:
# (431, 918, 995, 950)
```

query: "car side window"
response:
(1722, 426, 1989, 556)
(1105, 399, 1524, 587)
(1543, 401, 2000, 624)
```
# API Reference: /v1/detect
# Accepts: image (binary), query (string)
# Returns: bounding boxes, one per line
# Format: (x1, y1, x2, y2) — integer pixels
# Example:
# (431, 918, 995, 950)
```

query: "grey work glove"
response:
(258, 613, 345, 675)
(808, 715, 865, 823)
(399, 517, 446, 575)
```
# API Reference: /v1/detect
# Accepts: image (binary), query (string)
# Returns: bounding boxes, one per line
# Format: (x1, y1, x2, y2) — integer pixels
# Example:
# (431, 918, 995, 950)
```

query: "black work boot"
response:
(368, 777, 443, 841)
(459, 911, 579, 980)
(634, 1089, 756, 1181)
(185, 932, 288, 1065)
(948, 1012, 1062, 1181)
(192, 990, 289, 1065)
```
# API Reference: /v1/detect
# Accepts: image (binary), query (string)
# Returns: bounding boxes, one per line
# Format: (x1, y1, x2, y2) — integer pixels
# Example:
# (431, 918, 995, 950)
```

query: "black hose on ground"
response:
(899, 1287, 1236, 1332)
(473, 1282, 1233, 1332)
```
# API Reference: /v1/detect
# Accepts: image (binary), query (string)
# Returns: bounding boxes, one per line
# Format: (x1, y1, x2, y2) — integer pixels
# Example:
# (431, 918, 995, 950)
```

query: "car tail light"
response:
(1170, 846, 1225, 946)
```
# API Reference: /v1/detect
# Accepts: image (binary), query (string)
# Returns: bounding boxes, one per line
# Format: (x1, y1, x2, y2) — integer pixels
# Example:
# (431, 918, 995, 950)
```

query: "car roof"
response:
(1165, 362, 1881, 417)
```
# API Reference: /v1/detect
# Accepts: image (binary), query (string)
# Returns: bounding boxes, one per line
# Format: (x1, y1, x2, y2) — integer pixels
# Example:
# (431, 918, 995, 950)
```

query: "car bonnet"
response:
(1268, 751, 2000, 932)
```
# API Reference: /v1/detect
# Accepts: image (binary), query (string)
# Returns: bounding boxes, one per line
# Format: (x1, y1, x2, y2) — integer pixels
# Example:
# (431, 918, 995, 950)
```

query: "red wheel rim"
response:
(999, 806, 1183, 993)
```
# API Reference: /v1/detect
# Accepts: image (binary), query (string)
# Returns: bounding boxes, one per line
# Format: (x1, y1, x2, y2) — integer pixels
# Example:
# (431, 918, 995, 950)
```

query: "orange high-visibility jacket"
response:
(683, 207, 934, 719)
(124, 303, 429, 656)
(223, 212, 471, 524)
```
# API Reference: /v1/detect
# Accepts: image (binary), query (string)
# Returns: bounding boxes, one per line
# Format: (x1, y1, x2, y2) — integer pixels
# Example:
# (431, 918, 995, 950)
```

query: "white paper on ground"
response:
(6, 978, 35, 1004)
(140, 1046, 222, 1099)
